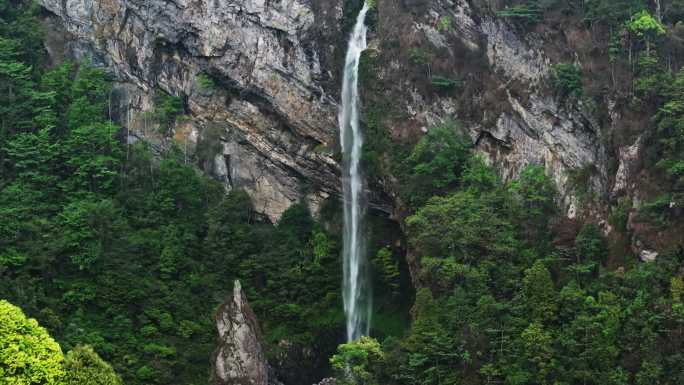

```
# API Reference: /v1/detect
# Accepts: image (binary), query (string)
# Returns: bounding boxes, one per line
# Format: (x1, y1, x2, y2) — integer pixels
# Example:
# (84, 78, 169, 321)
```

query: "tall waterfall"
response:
(339, 2, 371, 343)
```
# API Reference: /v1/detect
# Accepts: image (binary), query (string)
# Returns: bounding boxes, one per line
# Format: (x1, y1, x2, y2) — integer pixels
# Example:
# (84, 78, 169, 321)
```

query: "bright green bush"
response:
(330, 336, 384, 385)
(627, 10, 665, 54)
(0, 300, 65, 385)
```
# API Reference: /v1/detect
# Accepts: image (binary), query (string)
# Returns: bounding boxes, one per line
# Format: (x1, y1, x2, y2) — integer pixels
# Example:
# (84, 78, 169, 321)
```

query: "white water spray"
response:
(339, 2, 371, 343)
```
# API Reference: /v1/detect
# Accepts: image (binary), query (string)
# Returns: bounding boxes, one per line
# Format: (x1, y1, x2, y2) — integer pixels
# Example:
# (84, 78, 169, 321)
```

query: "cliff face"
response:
(39, 0, 662, 249)
(361, 0, 608, 215)
(38, 0, 610, 221)
(40, 0, 347, 222)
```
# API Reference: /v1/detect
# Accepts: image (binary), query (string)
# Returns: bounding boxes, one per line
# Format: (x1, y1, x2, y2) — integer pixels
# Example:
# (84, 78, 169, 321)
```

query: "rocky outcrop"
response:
(211, 280, 269, 385)
(39, 0, 347, 222)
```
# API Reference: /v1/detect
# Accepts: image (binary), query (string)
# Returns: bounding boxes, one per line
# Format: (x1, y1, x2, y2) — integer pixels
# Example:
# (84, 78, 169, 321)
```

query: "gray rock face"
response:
(612, 137, 642, 199)
(212, 280, 268, 385)
(406, 0, 607, 214)
(40, 0, 344, 222)
(40, 0, 616, 222)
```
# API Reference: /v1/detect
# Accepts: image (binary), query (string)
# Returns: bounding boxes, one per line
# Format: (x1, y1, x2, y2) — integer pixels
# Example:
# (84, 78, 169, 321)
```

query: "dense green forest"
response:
(0, 2, 348, 384)
(2, 0, 684, 385)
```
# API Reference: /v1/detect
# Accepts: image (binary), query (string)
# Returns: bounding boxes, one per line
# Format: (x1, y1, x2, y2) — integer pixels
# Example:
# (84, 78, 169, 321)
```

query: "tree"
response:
(64, 345, 122, 385)
(331, 336, 384, 385)
(153, 92, 183, 135)
(67, 63, 110, 129)
(519, 322, 556, 385)
(627, 10, 666, 56)
(550, 63, 583, 100)
(0, 37, 36, 136)
(371, 247, 400, 298)
(655, 68, 684, 196)
(406, 121, 470, 205)
(585, 0, 647, 26)
(0, 300, 65, 385)
(406, 189, 516, 263)
(62, 122, 122, 194)
(575, 224, 608, 264)
(508, 164, 557, 244)
(522, 260, 558, 323)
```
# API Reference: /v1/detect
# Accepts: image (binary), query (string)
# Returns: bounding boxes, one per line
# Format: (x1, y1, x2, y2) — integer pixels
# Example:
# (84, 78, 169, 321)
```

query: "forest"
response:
(1, 0, 684, 385)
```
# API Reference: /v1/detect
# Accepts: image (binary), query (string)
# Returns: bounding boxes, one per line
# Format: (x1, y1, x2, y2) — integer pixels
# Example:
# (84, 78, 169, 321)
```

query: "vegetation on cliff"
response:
(2, 1, 684, 385)
(0, 3, 345, 384)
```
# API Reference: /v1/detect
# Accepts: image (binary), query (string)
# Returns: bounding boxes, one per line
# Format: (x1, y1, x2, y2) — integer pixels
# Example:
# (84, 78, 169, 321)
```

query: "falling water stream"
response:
(339, 2, 371, 343)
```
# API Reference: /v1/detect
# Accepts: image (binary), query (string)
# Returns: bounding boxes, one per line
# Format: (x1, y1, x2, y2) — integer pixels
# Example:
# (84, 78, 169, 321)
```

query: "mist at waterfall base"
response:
(339, 2, 372, 343)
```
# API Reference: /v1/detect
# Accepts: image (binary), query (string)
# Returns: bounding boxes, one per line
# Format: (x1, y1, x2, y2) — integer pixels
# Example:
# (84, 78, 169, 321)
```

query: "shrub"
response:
(608, 199, 632, 233)
(496, 3, 543, 24)
(407, 121, 470, 203)
(626, 10, 665, 55)
(330, 336, 384, 385)
(575, 224, 608, 264)
(195, 73, 215, 91)
(430, 75, 461, 91)
(408, 47, 431, 66)
(64, 345, 123, 385)
(153, 91, 183, 135)
(0, 300, 65, 385)
(437, 16, 451, 32)
(551, 63, 583, 99)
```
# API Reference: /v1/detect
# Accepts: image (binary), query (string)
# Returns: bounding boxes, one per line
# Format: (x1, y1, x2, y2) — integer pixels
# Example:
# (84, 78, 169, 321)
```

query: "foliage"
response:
(637, 194, 675, 226)
(430, 75, 461, 91)
(584, 0, 647, 26)
(331, 336, 384, 385)
(567, 163, 597, 203)
(627, 10, 666, 39)
(655, 67, 684, 197)
(195, 73, 215, 91)
(0, 300, 65, 385)
(550, 63, 583, 99)
(152, 91, 183, 135)
(404, 122, 470, 206)
(64, 345, 122, 385)
(0, 8, 344, 382)
(634, 53, 670, 99)
(407, 48, 431, 66)
(522, 260, 558, 323)
(371, 247, 400, 298)
(437, 17, 451, 32)
(508, 164, 557, 243)
(67, 63, 110, 130)
(575, 224, 608, 264)
(406, 189, 516, 264)
(608, 199, 632, 233)
(496, 3, 543, 25)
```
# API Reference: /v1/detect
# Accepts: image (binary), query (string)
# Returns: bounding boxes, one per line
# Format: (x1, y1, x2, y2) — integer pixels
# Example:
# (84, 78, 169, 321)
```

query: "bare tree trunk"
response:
(655, 0, 662, 22)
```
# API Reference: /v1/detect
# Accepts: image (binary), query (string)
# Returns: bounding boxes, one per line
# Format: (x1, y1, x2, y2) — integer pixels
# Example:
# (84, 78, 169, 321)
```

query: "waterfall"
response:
(339, 1, 371, 343)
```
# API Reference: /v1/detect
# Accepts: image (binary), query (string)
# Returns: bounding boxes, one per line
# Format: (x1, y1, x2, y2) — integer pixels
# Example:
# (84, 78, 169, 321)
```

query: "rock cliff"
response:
(211, 280, 272, 385)
(38, 0, 615, 223)
(40, 0, 347, 222)
(39, 0, 661, 249)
